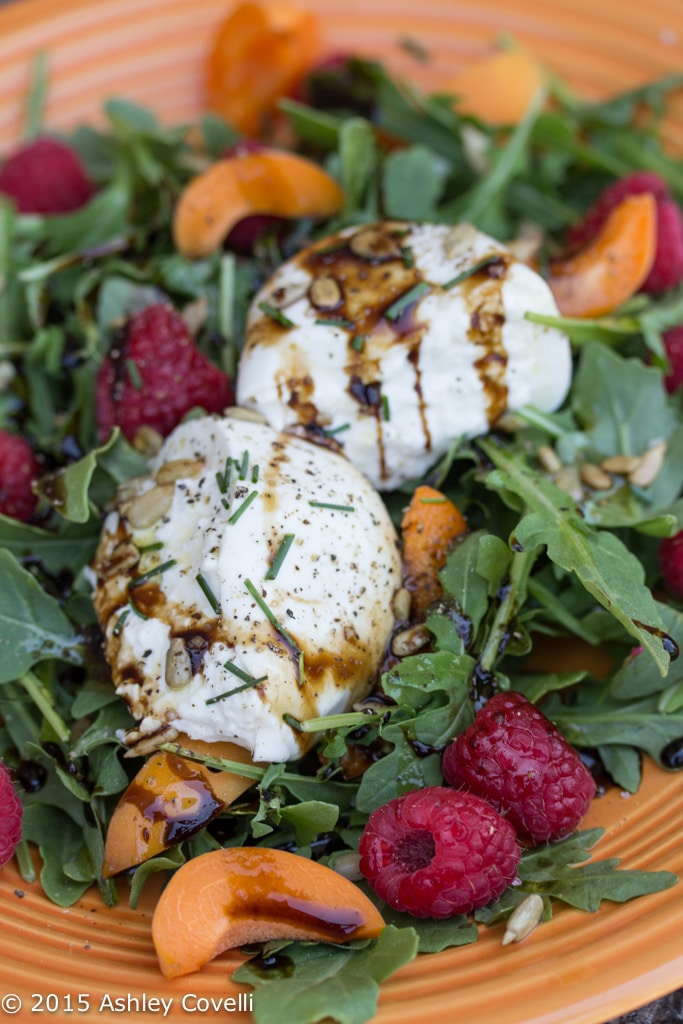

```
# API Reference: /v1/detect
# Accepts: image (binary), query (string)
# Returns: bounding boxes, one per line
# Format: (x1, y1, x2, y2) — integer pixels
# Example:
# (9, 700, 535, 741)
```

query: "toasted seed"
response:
(123, 484, 174, 528)
(225, 406, 268, 424)
(444, 222, 479, 260)
(165, 638, 193, 690)
(132, 426, 163, 456)
(553, 465, 583, 502)
(309, 275, 343, 310)
(349, 227, 402, 261)
(628, 441, 667, 488)
(495, 412, 524, 433)
(392, 587, 412, 622)
(123, 727, 179, 759)
(156, 458, 204, 485)
(536, 445, 563, 474)
(580, 463, 613, 491)
(502, 893, 545, 946)
(117, 475, 154, 504)
(98, 540, 140, 579)
(181, 296, 208, 335)
(391, 624, 431, 658)
(332, 851, 363, 882)
(600, 453, 642, 475)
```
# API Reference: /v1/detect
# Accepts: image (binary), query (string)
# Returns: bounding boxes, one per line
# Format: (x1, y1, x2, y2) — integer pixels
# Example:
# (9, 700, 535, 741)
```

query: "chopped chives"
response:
(129, 596, 148, 620)
(282, 713, 303, 731)
(385, 281, 431, 321)
(309, 500, 355, 512)
(251, 463, 260, 484)
(129, 559, 177, 589)
(215, 457, 232, 494)
(315, 317, 355, 329)
(126, 358, 143, 390)
(420, 496, 447, 504)
(228, 488, 258, 524)
(196, 573, 221, 615)
(244, 578, 302, 679)
(224, 661, 268, 685)
(237, 449, 250, 480)
(258, 301, 294, 328)
(205, 677, 265, 704)
(402, 246, 415, 268)
(382, 394, 391, 421)
(324, 422, 351, 436)
(265, 533, 296, 580)
(136, 541, 163, 554)
(442, 255, 501, 290)
(350, 335, 366, 351)
(112, 609, 129, 636)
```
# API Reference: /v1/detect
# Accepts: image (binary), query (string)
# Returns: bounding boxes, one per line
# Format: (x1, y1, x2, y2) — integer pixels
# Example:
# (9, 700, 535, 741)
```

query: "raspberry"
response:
(567, 171, 683, 294)
(662, 326, 683, 395)
(0, 761, 22, 868)
(0, 430, 39, 521)
(95, 303, 234, 443)
(0, 136, 94, 214)
(442, 691, 596, 843)
(658, 530, 683, 598)
(358, 786, 521, 918)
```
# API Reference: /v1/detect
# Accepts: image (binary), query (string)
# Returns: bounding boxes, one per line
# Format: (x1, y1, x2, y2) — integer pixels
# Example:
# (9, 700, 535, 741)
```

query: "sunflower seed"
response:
(391, 624, 431, 658)
(309, 275, 343, 310)
(536, 445, 562, 474)
(165, 638, 193, 690)
(600, 453, 642, 475)
(124, 484, 174, 528)
(502, 893, 545, 946)
(392, 587, 412, 622)
(156, 458, 204, 485)
(579, 463, 613, 491)
(628, 441, 667, 488)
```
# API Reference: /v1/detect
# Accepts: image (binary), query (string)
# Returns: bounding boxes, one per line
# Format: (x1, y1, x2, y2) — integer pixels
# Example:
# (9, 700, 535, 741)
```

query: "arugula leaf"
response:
(234, 926, 418, 1024)
(0, 550, 82, 683)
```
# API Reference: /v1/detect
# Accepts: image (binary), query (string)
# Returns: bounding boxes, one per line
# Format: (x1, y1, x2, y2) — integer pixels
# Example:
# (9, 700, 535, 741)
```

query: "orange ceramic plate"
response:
(1, 1, 683, 1023)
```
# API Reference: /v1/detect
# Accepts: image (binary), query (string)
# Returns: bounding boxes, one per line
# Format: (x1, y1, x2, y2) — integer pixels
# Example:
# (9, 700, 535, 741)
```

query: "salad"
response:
(2, 3, 683, 1022)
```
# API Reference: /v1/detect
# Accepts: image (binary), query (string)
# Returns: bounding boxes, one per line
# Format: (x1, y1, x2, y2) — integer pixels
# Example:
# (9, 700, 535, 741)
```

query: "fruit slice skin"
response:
(152, 847, 385, 978)
(401, 485, 468, 620)
(548, 192, 657, 317)
(173, 148, 344, 258)
(444, 49, 545, 124)
(101, 739, 255, 878)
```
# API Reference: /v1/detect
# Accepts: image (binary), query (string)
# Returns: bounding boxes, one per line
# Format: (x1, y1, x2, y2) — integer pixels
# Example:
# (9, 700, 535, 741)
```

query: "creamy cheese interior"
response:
(236, 221, 572, 490)
(91, 414, 401, 762)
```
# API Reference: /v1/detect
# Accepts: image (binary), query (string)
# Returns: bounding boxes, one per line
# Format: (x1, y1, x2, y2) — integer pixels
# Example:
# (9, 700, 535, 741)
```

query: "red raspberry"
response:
(567, 171, 683, 294)
(442, 691, 596, 843)
(0, 761, 22, 868)
(0, 430, 39, 521)
(358, 786, 521, 918)
(658, 530, 683, 598)
(0, 136, 94, 214)
(95, 303, 234, 443)
(662, 325, 683, 394)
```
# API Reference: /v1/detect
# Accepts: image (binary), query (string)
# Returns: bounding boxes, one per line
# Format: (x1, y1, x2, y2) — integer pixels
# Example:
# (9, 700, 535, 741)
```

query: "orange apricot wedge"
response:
(443, 49, 545, 124)
(152, 847, 385, 978)
(548, 192, 657, 318)
(401, 485, 468, 620)
(173, 148, 344, 258)
(206, 2, 322, 136)
(102, 739, 256, 878)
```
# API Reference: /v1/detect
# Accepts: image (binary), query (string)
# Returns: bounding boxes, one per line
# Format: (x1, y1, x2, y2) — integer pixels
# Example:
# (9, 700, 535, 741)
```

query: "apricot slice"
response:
(443, 49, 545, 124)
(173, 148, 344, 258)
(401, 485, 468, 620)
(102, 739, 256, 878)
(152, 847, 385, 978)
(548, 193, 657, 318)
(206, 2, 322, 136)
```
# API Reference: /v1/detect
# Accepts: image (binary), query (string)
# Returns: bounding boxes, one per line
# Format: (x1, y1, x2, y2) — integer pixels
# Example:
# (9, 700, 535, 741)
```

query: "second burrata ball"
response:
(237, 220, 572, 490)
(91, 412, 401, 763)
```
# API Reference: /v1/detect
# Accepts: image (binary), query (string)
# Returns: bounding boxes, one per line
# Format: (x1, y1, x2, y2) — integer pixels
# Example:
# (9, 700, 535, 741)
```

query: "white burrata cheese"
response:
(236, 221, 572, 490)
(91, 413, 401, 762)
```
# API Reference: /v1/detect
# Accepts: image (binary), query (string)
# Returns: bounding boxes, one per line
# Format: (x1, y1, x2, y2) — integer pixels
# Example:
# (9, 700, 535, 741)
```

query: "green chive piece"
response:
(112, 609, 130, 636)
(216, 456, 232, 494)
(402, 246, 415, 268)
(420, 496, 447, 504)
(251, 463, 260, 484)
(309, 500, 355, 512)
(282, 713, 303, 731)
(137, 541, 164, 554)
(224, 661, 268, 685)
(205, 677, 265, 704)
(129, 596, 148, 620)
(324, 422, 351, 436)
(238, 449, 250, 480)
(126, 358, 143, 390)
(382, 394, 391, 421)
(258, 301, 294, 328)
(129, 559, 177, 589)
(385, 281, 431, 321)
(442, 255, 502, 290)
(265, 533, 296, 580)
(244, 578, 301, 660)
(314, 317, 355, 329)
(196, 573, 221, 615)
(350, 335, 366, 351)
(228, 489, 259, 524)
